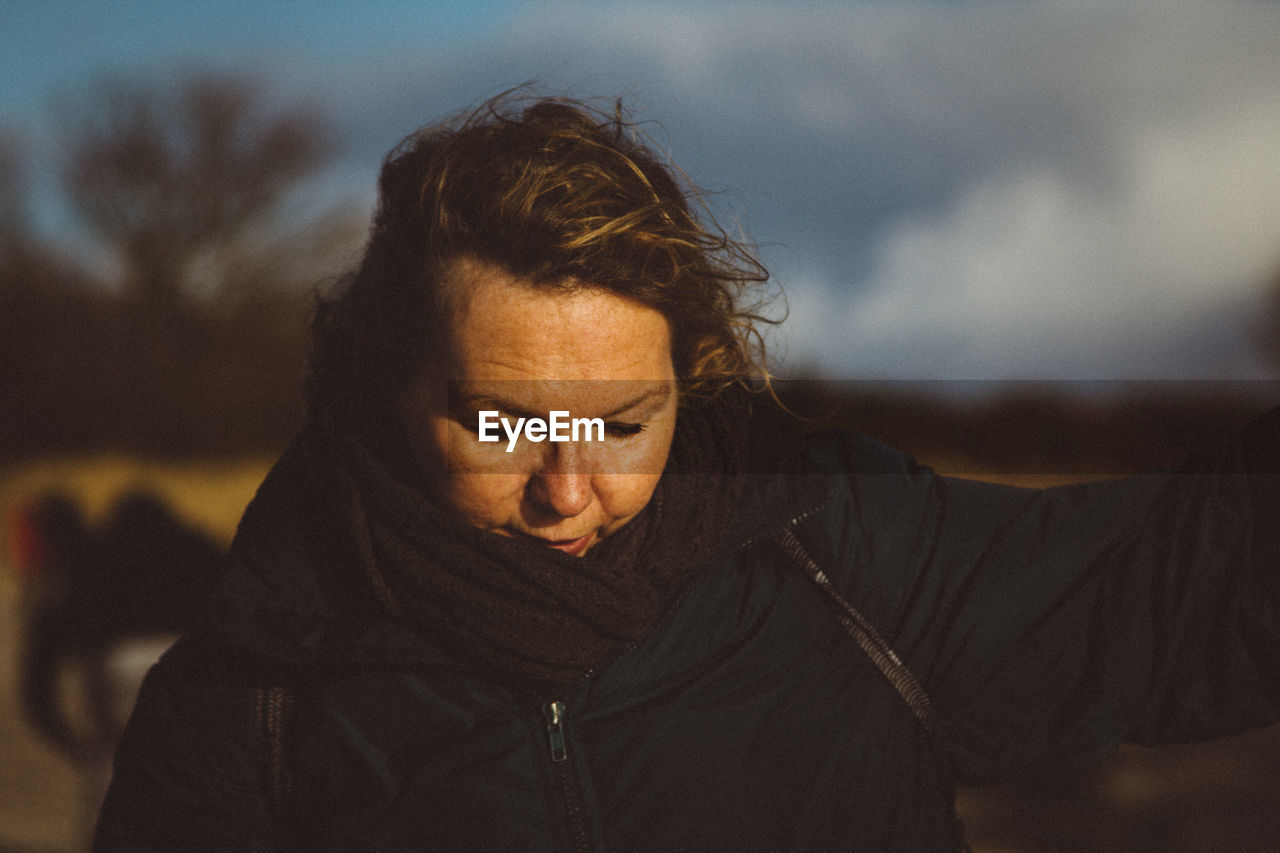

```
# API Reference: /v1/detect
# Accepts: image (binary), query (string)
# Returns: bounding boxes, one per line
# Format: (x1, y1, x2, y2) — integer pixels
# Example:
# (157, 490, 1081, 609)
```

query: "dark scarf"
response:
(297, 390, 750, 692)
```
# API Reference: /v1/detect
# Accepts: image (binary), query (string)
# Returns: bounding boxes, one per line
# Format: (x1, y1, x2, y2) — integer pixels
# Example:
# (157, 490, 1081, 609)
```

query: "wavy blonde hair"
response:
(310, 93, 776, 417)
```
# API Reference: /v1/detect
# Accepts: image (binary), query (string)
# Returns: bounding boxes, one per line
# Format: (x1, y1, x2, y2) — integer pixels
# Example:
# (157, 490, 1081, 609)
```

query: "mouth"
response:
(507, 529, 595, 556)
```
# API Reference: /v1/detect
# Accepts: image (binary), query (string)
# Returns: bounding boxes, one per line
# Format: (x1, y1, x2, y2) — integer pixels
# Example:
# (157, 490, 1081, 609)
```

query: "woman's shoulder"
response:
(146, 632, 298, 687)
(96, 634, 280, 848)
(117, 634, 300, 742)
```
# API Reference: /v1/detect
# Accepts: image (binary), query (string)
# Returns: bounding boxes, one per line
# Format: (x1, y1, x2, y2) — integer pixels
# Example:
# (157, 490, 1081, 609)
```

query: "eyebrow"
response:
(453, 383, 672, 421)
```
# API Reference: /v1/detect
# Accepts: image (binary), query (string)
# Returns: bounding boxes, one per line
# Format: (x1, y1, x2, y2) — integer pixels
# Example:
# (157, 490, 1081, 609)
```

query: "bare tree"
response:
(0, 73, 368, 457)
(0, 134, 118, 455)
(0, 134, 24, 239)
(60, 74, 340, 311)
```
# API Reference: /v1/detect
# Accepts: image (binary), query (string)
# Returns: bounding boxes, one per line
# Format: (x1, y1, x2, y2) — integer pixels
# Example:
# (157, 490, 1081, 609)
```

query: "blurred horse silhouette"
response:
(7, 490, 221, 841)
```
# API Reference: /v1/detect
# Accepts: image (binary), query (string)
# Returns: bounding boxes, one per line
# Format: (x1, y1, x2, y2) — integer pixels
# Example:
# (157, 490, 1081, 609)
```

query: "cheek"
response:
(595, 473, 665, 520)
(402, 402, 529, 526)
(442, 473, 529, 526)
(595, 417, 676, 524)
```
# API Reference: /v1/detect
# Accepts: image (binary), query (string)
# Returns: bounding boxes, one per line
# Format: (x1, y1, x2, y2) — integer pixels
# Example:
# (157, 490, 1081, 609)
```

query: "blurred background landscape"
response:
(3, 2, 1280, 850)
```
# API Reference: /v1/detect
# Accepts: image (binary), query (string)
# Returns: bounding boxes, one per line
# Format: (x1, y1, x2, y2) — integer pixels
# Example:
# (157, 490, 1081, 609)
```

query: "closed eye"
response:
(604, 422, 647, 438)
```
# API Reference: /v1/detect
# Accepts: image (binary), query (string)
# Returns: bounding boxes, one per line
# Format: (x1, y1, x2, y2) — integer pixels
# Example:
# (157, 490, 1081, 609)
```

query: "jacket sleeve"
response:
(93, 639, 276, 852)
(802, 408, 1280, 783)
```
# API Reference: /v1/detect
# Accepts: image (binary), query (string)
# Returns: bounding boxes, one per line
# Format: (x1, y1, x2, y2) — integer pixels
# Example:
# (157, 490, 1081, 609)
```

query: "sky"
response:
(4, 0, 1280, 383)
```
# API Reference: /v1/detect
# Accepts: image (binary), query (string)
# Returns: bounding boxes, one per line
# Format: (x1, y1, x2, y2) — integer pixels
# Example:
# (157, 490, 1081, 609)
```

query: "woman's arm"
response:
(803, 408, 1279, 783)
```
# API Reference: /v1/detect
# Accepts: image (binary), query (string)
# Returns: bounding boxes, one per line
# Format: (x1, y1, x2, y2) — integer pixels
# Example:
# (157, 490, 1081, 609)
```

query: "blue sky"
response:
(5, 0, 1280, 382)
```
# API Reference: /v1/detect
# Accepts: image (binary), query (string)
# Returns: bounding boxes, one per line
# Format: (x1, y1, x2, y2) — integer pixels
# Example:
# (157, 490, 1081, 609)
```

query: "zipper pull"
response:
(543, 701, 568, 762)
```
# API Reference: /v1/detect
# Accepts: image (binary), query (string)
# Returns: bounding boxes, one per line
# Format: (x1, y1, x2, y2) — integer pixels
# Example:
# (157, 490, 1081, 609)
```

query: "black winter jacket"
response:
(95, 414, 1280, 852)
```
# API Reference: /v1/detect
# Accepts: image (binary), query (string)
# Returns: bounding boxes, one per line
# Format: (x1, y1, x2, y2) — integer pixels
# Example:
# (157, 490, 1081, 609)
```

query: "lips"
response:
(545, 534, 593, 556)
(506, 529, 595, 556)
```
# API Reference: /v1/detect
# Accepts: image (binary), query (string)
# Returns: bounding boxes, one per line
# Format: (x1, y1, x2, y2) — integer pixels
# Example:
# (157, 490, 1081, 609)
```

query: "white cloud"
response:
(570, 0, 1280, 379)
(798, 130, 1280, 378)
(187, 0, 1280, 379)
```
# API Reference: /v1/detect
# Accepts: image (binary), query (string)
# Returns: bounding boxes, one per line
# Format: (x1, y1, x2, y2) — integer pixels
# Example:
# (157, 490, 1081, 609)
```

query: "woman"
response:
(95, 95, 1278, 852)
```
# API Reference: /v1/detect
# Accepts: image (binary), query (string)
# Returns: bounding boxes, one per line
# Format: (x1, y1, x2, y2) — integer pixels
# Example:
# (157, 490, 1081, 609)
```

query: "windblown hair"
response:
(309, 93, 774, 418)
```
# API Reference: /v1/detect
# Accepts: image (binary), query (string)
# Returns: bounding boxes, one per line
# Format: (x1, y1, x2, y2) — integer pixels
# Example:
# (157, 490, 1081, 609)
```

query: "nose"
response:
(527, 446, 592, 519)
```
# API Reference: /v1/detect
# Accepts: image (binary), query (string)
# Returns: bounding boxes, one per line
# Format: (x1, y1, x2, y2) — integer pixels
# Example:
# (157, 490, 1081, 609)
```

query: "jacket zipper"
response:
(543, 700, 568, 762)
(738, 493, 831, 550)
(529, 495, 833, 852)
(542, 700, 592, 852)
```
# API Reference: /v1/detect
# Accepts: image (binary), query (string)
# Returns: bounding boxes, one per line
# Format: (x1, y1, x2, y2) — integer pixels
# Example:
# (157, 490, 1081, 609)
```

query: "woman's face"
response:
(401, 258, 679, 556)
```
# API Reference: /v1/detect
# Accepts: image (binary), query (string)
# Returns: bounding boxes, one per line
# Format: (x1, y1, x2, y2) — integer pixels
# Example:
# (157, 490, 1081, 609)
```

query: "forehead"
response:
(445, 259, 674, 382)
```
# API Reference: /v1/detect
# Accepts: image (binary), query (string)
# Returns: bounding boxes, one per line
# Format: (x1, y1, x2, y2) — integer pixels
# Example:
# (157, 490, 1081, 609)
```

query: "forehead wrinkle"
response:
(442, 256, 673, 385)
(455, 381, 672, 421)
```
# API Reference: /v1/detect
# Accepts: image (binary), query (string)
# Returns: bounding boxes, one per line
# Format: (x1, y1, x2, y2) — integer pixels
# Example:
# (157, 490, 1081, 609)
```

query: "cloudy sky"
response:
(5, 0, 1280, 381)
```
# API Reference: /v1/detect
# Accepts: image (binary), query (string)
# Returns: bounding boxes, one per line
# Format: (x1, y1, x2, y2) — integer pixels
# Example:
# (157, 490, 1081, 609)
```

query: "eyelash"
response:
(456, 416, 647, 438)
(605, 422, 647, 438)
